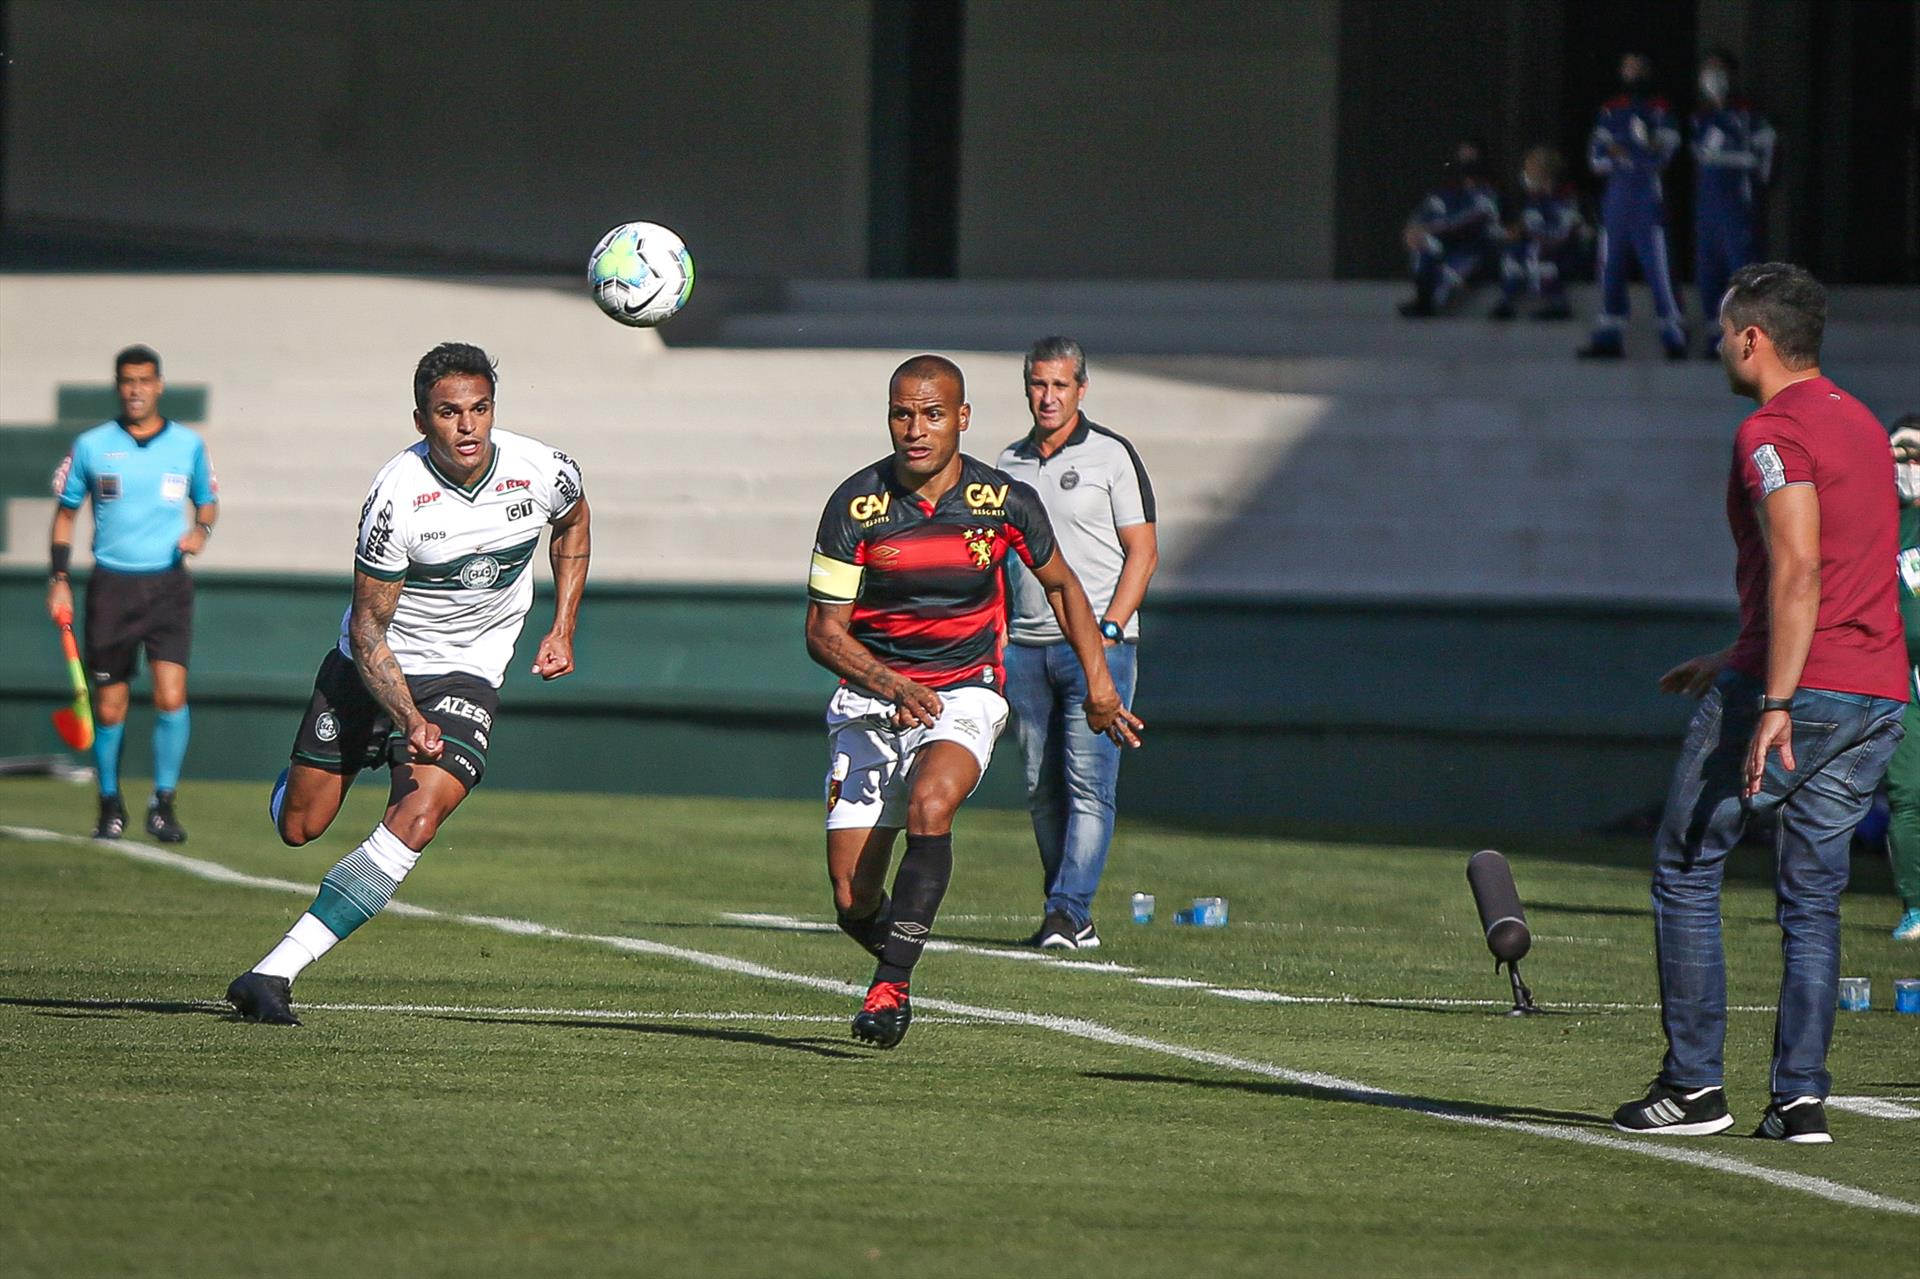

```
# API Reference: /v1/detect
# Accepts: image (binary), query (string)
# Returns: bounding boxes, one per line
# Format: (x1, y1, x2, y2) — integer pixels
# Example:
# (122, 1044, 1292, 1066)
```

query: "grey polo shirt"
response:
(997, 415, 1156, 645)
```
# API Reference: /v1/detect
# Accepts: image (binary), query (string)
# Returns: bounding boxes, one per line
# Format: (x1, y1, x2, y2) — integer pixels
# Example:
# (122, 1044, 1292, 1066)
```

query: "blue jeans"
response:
(1003, 641, 1138, 927)
(1652, 670, 1904, 1100)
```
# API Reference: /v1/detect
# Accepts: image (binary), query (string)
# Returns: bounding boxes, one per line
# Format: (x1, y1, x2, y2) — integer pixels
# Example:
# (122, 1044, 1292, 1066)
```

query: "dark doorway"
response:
(868, 0, 965, 279)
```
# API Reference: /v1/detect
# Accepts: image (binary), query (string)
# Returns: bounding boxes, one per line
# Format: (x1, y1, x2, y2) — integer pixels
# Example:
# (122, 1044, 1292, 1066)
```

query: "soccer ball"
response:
(587, 222, 694, 327)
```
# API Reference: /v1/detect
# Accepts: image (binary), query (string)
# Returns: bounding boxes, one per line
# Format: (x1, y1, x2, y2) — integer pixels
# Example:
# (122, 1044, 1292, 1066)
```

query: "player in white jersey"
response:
(227, 343, 591, 1026)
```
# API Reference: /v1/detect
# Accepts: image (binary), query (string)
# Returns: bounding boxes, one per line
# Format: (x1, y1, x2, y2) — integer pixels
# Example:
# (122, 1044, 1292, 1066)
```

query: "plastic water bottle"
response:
(1130, 892, 1155, 924)
(1895, 978, 1920, 1015)
(1173, 907, 1195, 925)
(1838, 976, 1871, 1011)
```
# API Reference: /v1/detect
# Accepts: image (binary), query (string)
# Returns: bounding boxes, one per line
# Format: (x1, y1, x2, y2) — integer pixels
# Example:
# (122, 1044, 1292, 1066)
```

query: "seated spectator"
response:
(1491, 146, 1587, 321)
(1398, 141, 1501, 317)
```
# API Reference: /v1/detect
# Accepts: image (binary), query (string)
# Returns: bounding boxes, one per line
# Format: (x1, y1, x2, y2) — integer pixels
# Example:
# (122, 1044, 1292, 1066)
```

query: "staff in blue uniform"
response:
(1693, 50, 1775, 359)
(1397, 141, 1501, 317)
(46, 346, 218, 842)
(1491, 146, 1586, 321)
(1578, 52, 1688, 360)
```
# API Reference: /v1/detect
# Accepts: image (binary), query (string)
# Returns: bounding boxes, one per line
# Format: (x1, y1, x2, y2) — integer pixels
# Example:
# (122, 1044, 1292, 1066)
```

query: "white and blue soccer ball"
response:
(587, 221, 694, 327)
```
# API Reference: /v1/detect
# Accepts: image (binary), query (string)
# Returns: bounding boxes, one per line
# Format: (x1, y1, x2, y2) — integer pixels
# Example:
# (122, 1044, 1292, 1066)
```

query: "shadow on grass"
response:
(432, 1014, 865, 1060)
(1084, 1069, 1609, 1127)
(0, 996, 224, 1019)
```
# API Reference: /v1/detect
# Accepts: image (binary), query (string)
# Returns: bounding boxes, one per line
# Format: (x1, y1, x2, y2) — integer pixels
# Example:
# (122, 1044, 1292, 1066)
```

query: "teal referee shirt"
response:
(55, 420, 217, 572)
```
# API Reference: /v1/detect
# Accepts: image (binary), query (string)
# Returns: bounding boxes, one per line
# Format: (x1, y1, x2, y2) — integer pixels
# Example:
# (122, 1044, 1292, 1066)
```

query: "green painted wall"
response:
(0, 568, 1734, 835)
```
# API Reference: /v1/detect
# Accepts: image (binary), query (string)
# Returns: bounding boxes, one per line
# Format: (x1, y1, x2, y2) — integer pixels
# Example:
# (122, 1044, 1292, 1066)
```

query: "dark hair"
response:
(1024, 336, 1087, 385)
(413, 342, 497, 412)
(114, 344, 162, 377)
(1721, 263, 1826, 368)
(892, 353, 966, 401)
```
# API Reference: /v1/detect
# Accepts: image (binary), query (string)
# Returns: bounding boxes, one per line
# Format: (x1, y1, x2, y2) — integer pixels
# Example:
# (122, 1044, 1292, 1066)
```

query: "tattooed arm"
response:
(804, 600, 942, 729)
(349, 570, 443, 762)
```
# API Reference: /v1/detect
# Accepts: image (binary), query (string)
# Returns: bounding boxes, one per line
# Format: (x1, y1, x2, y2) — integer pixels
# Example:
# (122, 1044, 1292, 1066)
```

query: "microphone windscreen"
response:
(1467, 849, 1531, 965)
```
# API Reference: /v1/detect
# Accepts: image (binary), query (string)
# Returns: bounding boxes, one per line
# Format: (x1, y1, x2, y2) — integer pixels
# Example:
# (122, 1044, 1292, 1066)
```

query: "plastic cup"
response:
(1895, 979, 1920, 1015)
(1130, 892, 1155, 925)
(1838, 976, 1871, 1012)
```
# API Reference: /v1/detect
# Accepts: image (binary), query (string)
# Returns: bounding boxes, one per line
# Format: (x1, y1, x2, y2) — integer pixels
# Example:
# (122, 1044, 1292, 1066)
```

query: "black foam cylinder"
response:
(1467, 849, 1531, 965)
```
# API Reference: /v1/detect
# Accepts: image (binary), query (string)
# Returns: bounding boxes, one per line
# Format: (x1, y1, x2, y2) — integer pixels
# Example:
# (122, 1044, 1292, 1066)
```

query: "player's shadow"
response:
(1083, 1069, 1609, 1127)
(432, 1013, 865, 1060)
(0, 996, 224, 1020)
(1529, 900, 1651, 919)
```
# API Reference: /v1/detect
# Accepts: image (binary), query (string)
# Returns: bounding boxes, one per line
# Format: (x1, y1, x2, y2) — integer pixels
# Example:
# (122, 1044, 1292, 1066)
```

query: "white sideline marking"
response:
(1828, 1096, 1920, 1121)
(8, 824, 1919, 1219)
(725, 910, 1766, 1013)
(722, 911, 1137, 973)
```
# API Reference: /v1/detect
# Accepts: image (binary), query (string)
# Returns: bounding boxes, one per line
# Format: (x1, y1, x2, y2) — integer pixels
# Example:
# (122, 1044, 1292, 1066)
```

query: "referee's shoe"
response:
(146, 790, 188, 843)
(1611, 1080, 1734, 1136)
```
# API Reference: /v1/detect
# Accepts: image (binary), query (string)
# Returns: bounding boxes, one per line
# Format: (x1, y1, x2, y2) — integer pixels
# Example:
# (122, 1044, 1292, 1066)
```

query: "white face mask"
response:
(1899, 463, 1920, 505)
(1700, 68, 1730, 101)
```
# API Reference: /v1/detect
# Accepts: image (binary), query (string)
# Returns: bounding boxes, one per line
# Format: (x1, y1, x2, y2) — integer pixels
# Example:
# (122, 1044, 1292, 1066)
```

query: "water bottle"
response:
(1195, 896, 1228, 928)
(1838, 976, 1871, 1011)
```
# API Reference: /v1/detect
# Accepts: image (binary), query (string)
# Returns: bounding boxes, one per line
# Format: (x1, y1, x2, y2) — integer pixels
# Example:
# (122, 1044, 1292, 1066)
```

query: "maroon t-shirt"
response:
(1725, 376, 1907, 699)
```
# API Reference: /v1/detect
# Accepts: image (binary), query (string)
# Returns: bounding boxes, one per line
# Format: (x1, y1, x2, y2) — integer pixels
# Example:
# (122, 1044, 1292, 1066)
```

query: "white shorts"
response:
(823, 684, 1009, 831)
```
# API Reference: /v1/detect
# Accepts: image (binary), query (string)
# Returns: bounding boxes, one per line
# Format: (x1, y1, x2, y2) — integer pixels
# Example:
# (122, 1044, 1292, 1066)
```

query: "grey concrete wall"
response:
(2, 0, 872, 275)
(956, 0, 1340, 279)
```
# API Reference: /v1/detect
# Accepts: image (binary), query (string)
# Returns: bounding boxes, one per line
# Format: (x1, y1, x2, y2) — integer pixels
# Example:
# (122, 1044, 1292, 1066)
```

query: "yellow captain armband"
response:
(808, 552, 864, 603)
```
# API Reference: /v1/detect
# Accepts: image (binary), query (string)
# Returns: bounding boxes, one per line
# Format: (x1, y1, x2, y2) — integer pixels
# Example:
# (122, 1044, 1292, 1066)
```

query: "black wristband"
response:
(50, 543, 71, 577)
(1759, 695, 1794, 713)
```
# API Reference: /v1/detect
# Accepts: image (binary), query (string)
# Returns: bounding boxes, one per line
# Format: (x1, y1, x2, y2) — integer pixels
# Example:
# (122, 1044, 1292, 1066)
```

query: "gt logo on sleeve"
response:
(1750, 444, 1788, 496)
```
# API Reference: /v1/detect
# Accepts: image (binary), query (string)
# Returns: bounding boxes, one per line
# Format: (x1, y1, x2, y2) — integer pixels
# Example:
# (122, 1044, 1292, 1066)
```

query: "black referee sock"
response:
(836, 893, 892, 959)
(874, 833, 953, 984)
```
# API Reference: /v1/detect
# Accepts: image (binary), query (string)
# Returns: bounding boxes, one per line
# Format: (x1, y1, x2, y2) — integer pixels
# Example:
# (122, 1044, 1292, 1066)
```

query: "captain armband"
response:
(807, 552, 863, 603)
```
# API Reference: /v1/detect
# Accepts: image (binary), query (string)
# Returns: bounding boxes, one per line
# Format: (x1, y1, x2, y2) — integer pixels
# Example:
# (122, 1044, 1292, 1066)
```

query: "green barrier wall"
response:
(0, 568, 1733, 835)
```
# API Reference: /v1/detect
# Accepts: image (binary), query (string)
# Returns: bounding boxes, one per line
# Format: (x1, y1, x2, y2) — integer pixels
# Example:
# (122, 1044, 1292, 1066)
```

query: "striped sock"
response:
(254, 825, 420, 983)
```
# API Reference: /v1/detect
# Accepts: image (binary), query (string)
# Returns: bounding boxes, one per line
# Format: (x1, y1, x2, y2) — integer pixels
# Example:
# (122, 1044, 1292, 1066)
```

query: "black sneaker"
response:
(1754, 1096, 1832, 1144)
(146, 790, 187, 844)
(851, 980, 911, 1049)
(93, 793, 127, 840)
(226, 972, 301, 1026)
(1073, 920, 1102, 950)
(1611, 1080, 1734, 1136)
(1033, 911, 1078, 950)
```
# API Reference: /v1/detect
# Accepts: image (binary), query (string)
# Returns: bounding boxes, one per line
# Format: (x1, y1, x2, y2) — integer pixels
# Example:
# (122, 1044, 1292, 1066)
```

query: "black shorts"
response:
(289, 648, 499, 791)
(84, 564, 194, 686)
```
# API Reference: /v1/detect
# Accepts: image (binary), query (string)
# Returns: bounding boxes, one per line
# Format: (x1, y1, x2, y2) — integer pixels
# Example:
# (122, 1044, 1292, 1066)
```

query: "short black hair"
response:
(891, 353, 966, 402)
(1721, 262, 1826, 369)
(114, 344, 162, 377)
(413, 342, 498, 412)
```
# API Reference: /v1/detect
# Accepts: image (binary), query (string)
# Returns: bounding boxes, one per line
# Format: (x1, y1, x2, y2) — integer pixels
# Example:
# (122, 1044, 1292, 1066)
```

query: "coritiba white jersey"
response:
(340, 428, 584, 686)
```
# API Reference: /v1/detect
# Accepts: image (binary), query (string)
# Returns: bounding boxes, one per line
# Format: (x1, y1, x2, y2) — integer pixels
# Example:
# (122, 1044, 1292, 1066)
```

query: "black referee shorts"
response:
(83, 564, 194, 686)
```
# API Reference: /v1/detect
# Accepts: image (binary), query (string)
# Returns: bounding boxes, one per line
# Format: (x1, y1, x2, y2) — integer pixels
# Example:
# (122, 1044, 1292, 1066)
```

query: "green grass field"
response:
(3, 776, 1918, 1277)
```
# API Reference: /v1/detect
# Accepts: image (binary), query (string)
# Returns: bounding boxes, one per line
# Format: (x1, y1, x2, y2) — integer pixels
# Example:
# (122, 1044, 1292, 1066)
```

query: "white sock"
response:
(253, 912, 340, 984)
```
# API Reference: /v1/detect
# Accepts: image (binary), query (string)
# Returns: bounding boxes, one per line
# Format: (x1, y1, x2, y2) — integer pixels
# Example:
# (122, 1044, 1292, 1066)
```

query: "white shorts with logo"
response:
(823, 684, 1009, 831)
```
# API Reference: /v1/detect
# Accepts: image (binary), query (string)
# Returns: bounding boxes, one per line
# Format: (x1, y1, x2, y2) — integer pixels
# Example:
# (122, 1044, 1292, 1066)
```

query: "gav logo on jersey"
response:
(458, 555, 503, 589)
(964, 482, 1008, 512)
(849, 492, 891, 523)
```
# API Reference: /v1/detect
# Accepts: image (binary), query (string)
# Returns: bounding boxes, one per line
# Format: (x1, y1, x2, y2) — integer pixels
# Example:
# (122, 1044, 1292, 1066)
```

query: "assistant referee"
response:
(46, 345, 217, 842)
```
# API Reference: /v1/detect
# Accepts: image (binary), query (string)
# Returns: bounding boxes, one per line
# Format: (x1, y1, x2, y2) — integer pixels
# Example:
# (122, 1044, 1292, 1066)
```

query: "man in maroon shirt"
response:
(1613, 264, 1906, 1145)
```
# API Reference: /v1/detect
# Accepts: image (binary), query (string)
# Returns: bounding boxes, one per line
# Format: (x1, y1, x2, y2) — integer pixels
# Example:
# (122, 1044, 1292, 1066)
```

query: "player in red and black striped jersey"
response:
(805, 354, 1141, 1048)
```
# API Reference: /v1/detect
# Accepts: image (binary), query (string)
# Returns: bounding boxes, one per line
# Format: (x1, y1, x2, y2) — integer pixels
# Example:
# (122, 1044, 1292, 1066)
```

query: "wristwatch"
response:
(1099, 620, 1124, 643)
(1759, 695, 1794, 714)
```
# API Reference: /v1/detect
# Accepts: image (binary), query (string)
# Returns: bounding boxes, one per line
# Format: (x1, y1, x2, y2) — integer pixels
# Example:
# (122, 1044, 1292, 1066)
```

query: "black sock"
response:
(836, 893, 892, 958)
(874, 833, 952, 984)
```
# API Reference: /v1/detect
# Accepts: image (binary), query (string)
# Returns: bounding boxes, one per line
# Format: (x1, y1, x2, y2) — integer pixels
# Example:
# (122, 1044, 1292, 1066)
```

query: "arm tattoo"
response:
(348, 574, 422, 728)
(805, 606, 900, 697)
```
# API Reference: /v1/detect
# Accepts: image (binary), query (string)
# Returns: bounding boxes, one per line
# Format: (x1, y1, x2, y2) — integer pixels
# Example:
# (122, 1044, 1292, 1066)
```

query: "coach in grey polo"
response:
(999, 337, 1158, 950)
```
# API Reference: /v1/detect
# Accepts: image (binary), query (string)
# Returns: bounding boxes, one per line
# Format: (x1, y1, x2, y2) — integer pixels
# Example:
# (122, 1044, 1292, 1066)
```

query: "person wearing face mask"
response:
(1693, 50, 1776, 359)
(1881, 415, 1920, 941)
(1397, 141, 1502, 317)
(1578, 52, 1688, 360)
(1491, 146, 1586, 321)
